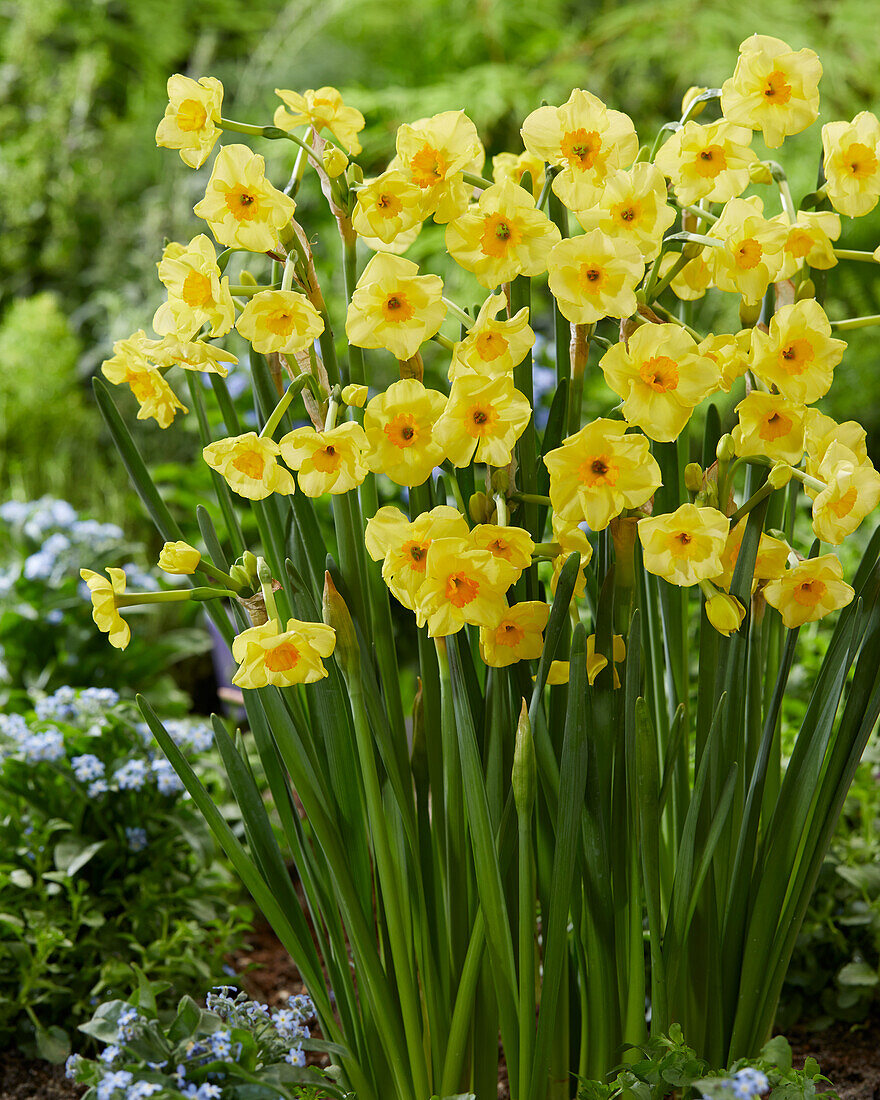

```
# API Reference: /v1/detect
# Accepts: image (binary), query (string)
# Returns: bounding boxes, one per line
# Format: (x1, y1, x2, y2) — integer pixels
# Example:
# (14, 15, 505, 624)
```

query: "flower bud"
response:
(705, 592, 746, 637)
(749, 161, 774, 185)
(468, 491, 495, 525)
(795, 278, 816, 301)
(228, 562, 251, 589)
(512, 699, 536, 817)
(322, 571, 359, 676)
(684, 463, 704, 493)
(341, 383, 368, 408)
(739, 297, 763, 328)
(681, 86, 709, 118)
(323, 146, 349, 178)
(768, 463, 794, 489)
(157, 541, 201, 575)
(399, 350, 424, 381)
(716, 434, 736, 463)
(238, 270, 259, 287)
(346, 162, 364, 187)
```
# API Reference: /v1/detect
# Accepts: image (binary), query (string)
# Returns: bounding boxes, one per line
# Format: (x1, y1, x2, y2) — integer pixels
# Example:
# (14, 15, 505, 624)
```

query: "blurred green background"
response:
(2, 0, 880, 530)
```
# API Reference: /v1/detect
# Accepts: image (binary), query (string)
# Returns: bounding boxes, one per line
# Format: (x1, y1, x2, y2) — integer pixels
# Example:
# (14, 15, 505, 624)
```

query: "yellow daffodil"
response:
(193, 144, 296, 252)
(772, 211, 840, 279)
(720, 35, 822, 148)
(445, 179, 561, 288)
(236, 290, 325, 355)
(155, 74, 223, 168)
(804, 409, 868, 480)
(547, 230, 644, 324)
(573, 164, 676, 261)
(433, 373, 532, 467)
(699, 331, 751, 393)
(654, 120, 755, 206)
(203, 433, 295, 500)
(545, 418, 661, 531)
(153, 235, 234, 340)
(449, 295, 535, 381)
(342, 383, 368, 408)
(365, 505, 469, 612)
(149, 335, 236, 377)
(705, 196, 787, 304)
(157, 542, 202, 575)
(390, 110, 485, 223)
(545, 635, 626, 686)
(731, 391, 806, 465)
(479, 601, 549, 667)
(345, 252, 446, 361)
(521, 89, 638, 211)
(822, 112, 880, 218)
(101, 334, 188, 428)
(273, 86, 365, 154)
(80, 567, 131, 650)
(658, 252, 712, 301)
(472, 524, 535, 570)
(748, 299, 846, 404)
(278, 422, 370, 497)
(364, 378, 447, 486)
(352, 170, 427, 245)
(232, 617, 337, 688)
(714, 518, 790, 590)
(491, 151, 546, 201)
(763, 554, 854, 629)
(415, 537, 518, 637)
(638, 503, 729, 587)
(704, 591, 747, 636)
(599, 324, 718, 442)
(811, 442, 880, 545)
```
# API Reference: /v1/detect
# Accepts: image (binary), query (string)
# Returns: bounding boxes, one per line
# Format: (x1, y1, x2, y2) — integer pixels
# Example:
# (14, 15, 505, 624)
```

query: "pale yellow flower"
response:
(573, 164, 676, 261)
(273, 87, 365, 154)
(155, 75, 223, 168)
(193, 144, 296, 252)
(449, 295, 534, 381)
(822, 112, 880, 218)
(654, 120, 755, 206)
(153, 235, 234, 340)
(547, 230, 644, 324)
(345, 253, 446, 361)
(236, 290, 325, 355)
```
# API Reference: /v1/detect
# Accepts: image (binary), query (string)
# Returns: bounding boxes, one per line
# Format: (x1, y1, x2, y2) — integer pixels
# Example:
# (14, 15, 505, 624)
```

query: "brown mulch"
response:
(3, 920, 880, 1100)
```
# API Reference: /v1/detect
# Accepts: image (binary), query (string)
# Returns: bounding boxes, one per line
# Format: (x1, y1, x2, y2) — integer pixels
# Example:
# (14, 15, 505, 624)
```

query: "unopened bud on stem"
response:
(512, 699, 536, 817)
(322, 571, 360, 677)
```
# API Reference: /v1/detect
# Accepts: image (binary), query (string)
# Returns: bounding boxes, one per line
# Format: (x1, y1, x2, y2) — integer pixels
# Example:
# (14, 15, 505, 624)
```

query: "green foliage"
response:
(0, 689, 250, 1059)
(69, 986, 335, 1100)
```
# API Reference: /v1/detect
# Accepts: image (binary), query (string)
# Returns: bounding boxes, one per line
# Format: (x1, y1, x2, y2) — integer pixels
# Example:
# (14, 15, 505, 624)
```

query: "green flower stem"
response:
(510, 492, 551, 506)
(442, 296, 473, 328)
(281, 253, 296, 292)
(462, 170, 493, 190)
(832, 249, 880, 262)
(343, 237, 367, 387)
(116, 586, 235, 607)
(257, 557, 280, 622)
(432, 331, 455, 351)
(537, 170, 554, 211)
(219, 116, 322, 165)
(728, 480, 777, 524)
(227, 283, 281, 296)
(195, 558, 240, 589)
(785, 466, 826, 494)
(830, 313, 880, 331)
(765, 162, 797, 222)
(260, 379, 306, 439)
(646, 251, 690, 303)
(679, 203, 718, 224)
(648, 302, 704, 341)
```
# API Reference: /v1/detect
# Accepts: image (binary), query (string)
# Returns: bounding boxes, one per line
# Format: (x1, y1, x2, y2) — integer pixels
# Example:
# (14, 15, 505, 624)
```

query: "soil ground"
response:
(3, 920, 879, 1099)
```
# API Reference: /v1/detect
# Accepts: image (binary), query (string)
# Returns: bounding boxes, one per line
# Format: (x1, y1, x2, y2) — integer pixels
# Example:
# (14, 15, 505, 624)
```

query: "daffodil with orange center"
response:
(491, 151, 546, 202)
(749, 299, 846, 404)
(599, 324, 718, 443)
(433, 374, 532, 467)
(101, 333, 188, 429)
(638, 503, 729, 588)
(713, 519, 790, 591)
(203, 433, 295, 500)
(544, 418, 661, 531)
(698, 331, 751, 394)
(149, 335, 236, 377)
(521, 89, 638, 211)
(472, 524, 535, 572)
(236, 290, 325, 355)
(731, 392, 806, 465)
(445, 179, 561, 288)
(654, 120, 755, 206)
(545, 635, 626, 686)
(822, 112, 880, 218)
(479, 601, 549, 667)
(811, 442, 880, 545)
(390, 110, 485, 223)
(273, 87, 365, 154)
(345, 253, 446, 361)
(574, 164, 676, 261)
(153, 235, 234, 340)
(763, 554, 854, 629)
(449, 295, 535, 381)
(232, 618, 337, 689)
(364, 378, 447, 486)
(278, 422, 370, 497)
(804, 409, 868, 482)
(193, 144, 296, 252)
(706, 196, 787, 304)
(155, 74, 223, 168)
(364, 505, 469, 612)
(415, 537, 518, 638)
(547, 230, 644, 325)
(79, 567, 131, 650)
(721, 35, 822, 149)
(771, 211, 840, 280)
(352, 170, 427, 246)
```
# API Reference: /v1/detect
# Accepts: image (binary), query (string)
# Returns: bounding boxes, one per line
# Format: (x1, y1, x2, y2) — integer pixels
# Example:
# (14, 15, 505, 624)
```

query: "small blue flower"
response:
(125, 827, 148, 853)
(72, 754, 105, 782)
(195, 1084, 222, 1100)
(99, 1044, 122, 1065)
(97, 1070, 134, 1100)
(126, 1082, 162, 1100)
(64, 1054, 82, 1080)
(88, 778, 109, 798)
(115, 1006, 142, 1042)
(208, 1028, 232, 1058)
(151, 758, 184, 795)
(115, 759, 149, 790)
(20, 728, 65, 763)
(732, 1068, 769, 1097)
(285, 1044, 305, 1067)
